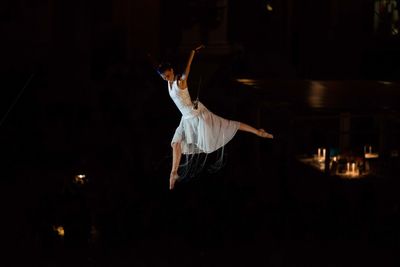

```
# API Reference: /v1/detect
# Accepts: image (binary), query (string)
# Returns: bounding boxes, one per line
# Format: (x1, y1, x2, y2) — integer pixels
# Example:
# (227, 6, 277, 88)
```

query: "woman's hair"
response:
(156, 62, 172, 75)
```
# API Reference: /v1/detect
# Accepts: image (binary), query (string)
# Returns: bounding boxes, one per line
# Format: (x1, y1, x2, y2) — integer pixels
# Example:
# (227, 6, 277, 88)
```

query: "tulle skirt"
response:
(171, 103, 240, 154)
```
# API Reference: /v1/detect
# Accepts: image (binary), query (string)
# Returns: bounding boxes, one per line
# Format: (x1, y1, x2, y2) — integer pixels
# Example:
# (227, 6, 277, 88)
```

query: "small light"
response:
(378, 81, 393, 85)
(74, 174, 87, 185)
(365, 153, 379, 159)
(236, 79, 258, 86)
(53, 225, 65, 237)
(266, 4, 273, 12)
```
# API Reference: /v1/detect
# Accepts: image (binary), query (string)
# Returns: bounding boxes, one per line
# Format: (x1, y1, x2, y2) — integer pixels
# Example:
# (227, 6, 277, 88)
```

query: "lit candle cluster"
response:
(313, 148, 365, 178)
(302, 145, 380, 179)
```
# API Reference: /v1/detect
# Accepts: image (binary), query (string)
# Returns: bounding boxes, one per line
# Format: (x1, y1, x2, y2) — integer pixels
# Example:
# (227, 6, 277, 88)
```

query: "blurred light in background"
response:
(378, 81, 393, 85)
(53, 225, 65, 238)
(308, 81, 326, 109)
(74, 174, 87, 185)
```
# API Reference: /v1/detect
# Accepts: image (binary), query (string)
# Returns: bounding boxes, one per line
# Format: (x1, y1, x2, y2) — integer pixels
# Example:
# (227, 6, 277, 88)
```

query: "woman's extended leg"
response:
(170, 142, 182, 190)
(238, 122, 274, 138)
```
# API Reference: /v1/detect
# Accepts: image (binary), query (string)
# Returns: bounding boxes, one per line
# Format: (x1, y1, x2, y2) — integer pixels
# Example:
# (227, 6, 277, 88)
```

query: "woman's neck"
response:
(168, 79, 174, 90)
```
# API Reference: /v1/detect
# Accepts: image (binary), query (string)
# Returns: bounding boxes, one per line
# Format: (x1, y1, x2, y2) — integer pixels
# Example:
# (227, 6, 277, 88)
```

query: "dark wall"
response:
(227, 0, 399, 79)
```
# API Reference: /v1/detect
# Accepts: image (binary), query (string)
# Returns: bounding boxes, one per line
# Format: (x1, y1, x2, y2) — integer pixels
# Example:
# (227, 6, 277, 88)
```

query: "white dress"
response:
(169, 80, 240, 154)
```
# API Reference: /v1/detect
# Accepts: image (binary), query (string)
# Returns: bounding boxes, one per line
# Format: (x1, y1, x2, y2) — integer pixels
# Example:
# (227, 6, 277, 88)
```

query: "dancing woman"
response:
(158, 45, 273, 190)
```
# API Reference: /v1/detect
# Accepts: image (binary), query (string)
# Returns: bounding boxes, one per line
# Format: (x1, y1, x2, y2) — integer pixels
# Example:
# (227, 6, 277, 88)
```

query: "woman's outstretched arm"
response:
(179, 45, 204, 89)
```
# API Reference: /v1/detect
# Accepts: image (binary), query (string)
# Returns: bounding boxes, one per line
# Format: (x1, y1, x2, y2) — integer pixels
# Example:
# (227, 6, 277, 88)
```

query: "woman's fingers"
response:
(194, 45, 205, 52)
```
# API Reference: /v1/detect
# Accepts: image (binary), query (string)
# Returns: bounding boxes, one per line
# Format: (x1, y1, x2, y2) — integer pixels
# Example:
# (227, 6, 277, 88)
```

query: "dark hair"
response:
(156, 62, 172, 75)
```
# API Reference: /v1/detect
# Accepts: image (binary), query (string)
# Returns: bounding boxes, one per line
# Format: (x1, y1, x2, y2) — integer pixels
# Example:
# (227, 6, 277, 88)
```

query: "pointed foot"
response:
(258, 129, 274, 139)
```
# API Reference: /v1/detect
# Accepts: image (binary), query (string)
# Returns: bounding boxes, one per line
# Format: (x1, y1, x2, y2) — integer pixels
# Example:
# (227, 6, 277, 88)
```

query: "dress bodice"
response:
(168, 80, 203, 119)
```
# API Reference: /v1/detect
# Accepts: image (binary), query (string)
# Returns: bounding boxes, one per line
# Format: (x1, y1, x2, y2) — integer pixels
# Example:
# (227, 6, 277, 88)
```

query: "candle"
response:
(318, 148, 321, 158)
(322, 149, 326, 159)
(351, 163, 356, 175)
(369, 146, 372, 154)
(347, 162, 350, 173)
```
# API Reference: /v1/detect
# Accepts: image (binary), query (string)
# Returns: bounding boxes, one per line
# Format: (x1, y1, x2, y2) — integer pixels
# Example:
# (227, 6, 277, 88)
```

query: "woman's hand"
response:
(194, 44, 205, 53)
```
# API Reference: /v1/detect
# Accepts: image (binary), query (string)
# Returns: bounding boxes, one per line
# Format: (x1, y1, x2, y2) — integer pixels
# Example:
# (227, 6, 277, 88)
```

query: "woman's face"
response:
(160, 68, 174, 82)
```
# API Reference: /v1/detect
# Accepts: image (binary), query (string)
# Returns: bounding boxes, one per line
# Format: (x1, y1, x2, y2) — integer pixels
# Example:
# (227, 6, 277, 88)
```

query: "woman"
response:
(158, 45, 273, 190)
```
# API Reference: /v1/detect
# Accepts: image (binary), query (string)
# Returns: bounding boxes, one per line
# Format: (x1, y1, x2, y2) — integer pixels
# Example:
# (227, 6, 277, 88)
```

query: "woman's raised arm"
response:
(179, 45, 205, 89)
